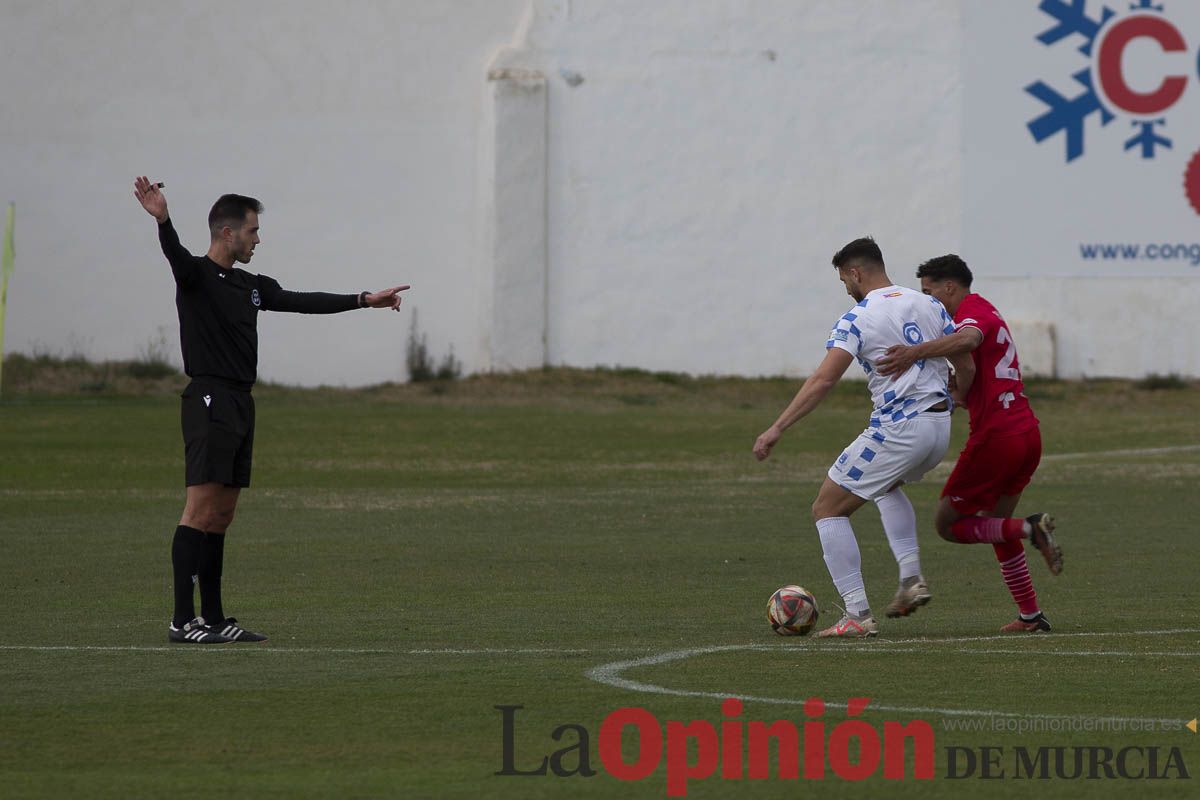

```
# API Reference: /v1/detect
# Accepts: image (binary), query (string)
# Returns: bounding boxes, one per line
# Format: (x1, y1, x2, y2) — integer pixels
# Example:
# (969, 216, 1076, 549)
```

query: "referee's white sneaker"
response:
(169, 617, 233, 644)
(203, 617, 268, 643)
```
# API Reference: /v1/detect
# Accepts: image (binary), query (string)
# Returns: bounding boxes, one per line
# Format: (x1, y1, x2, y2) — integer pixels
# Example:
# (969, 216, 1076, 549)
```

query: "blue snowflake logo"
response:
(1025, 0, 1188, 162)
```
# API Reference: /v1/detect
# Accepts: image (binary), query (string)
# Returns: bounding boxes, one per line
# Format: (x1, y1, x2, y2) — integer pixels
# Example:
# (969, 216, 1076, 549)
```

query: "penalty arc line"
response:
(585, 638, 1197, 726)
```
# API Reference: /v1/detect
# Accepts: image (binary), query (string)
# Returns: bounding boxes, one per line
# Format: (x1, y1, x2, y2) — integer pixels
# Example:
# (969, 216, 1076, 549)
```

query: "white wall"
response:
(1, 0, 527, 386)
(488, 0, 963, 378)
(3, 1, 1191, 384)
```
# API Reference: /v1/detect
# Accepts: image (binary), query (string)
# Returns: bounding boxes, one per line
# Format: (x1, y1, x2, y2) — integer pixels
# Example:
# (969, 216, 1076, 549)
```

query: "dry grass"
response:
(0, 353, 184, 396)
(0, 354, 804, 410)
(4, 352, 1196, 417)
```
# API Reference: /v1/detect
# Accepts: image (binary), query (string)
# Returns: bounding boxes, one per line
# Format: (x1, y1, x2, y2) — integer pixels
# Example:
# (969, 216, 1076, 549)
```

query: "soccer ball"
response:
(767, 585, 819, 636)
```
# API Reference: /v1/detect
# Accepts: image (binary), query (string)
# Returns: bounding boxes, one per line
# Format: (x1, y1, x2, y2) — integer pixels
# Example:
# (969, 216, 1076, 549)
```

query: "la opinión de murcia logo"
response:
(1025, 0, 1200, 214)
(497, 698, 936, 796)
(496, 700, 1192, 793)
(946, 745, 1190, 780)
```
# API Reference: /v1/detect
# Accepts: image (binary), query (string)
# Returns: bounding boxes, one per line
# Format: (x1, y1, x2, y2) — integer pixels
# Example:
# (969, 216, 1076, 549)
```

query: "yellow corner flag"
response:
(0, 203, 14, 394)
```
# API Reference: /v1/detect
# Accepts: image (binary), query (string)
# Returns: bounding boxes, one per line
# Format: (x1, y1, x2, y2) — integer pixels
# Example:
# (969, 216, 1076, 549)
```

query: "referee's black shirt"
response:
(158, 218, 359, 389)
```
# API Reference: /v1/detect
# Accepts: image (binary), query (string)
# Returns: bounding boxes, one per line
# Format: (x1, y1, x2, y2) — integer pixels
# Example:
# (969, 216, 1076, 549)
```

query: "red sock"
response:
(950, 516, 1025, 544)
(994, 540, 1039, 616)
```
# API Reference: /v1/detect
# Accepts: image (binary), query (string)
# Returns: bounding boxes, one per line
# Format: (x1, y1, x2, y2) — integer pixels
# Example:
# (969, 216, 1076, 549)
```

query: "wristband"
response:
(358, 290, 369, 308)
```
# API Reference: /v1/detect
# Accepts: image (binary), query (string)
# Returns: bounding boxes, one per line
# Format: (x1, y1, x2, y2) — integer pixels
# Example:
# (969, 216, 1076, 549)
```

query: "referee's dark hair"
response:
(916, 254, 974, 289)
(831, 237, 885, 271)
(208, 194, 264, 237)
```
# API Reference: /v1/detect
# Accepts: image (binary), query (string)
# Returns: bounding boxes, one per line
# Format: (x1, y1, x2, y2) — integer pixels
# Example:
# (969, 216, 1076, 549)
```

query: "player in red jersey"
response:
(876, 255, 1062, 633)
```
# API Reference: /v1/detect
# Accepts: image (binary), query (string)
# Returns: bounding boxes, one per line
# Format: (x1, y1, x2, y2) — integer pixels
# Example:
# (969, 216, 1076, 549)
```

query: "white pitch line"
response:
(808, 627, 1200, 646)
(585, 645, 1186, 726)
(722, 627, 1200, 650)
(0, 645, 641, 656)
(753, 646, 1200, 658)
(1041, 443, 1200, 461)
(2, 628, 1197, 656)
(926, 443, 1200, 477)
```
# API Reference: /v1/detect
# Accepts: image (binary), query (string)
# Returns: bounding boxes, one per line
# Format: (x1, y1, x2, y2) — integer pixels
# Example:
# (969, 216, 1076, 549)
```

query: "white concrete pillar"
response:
(478, 64, 548, 371)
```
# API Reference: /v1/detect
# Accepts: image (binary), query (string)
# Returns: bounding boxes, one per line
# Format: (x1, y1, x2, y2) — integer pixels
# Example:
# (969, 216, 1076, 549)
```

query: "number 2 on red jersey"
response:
(992, 326, 1020, 408)
(994, 326, 1020, 381)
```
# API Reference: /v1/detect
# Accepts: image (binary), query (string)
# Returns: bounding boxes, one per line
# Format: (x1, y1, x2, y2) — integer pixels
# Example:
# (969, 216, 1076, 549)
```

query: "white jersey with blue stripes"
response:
(825, 285, 956, 427)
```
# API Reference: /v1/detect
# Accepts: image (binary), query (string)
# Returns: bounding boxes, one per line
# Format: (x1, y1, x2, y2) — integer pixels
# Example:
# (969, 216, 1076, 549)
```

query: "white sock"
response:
(816, 516, 870, 617)
(875, 488, 922, 581)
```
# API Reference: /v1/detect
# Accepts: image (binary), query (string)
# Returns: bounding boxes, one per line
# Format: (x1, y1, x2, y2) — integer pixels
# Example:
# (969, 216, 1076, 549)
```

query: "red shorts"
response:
(942, 426, 1042, 516)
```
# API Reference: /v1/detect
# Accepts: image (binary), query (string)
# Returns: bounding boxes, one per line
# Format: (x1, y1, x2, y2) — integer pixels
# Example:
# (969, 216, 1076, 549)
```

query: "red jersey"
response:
(955, 293, 1038, 439)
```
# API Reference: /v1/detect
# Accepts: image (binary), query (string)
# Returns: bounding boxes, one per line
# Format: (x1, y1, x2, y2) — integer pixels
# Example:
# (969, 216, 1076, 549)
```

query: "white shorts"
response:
(827, 411, 952, 500)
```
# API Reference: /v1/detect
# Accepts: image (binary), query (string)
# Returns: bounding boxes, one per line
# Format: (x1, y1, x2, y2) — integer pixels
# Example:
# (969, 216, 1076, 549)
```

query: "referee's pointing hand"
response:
(363, 285, 411, 311)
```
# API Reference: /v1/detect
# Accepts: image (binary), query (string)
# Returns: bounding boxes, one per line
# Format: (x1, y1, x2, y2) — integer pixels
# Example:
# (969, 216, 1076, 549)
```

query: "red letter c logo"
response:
(1097, 15, 1187, 115)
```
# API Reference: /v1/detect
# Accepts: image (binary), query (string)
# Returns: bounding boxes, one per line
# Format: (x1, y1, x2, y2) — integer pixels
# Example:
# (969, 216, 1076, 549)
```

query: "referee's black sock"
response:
(198, 532, 227, 625)
(171, 525, 204, 627)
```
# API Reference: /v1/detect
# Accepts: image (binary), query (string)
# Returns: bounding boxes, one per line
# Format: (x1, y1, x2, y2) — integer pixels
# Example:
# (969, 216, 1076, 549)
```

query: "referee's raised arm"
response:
(133, 176, 168, 223)
(133, 176, 197, 285)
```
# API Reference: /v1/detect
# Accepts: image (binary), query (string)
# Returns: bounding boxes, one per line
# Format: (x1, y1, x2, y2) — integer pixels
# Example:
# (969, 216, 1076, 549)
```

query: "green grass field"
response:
(2, 369, 1198, 798)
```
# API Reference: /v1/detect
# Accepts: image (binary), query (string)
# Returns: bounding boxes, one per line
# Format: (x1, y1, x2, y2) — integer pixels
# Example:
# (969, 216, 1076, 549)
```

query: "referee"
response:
(134, 176, 408, 644)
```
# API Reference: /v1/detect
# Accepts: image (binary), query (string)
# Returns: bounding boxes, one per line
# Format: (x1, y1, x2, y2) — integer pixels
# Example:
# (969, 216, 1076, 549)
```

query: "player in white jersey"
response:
(753, 237, 974, 638)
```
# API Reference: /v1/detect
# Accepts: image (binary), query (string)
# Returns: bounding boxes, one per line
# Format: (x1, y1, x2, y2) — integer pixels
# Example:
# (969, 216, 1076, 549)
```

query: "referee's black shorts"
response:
(180, 379, 255, 488)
